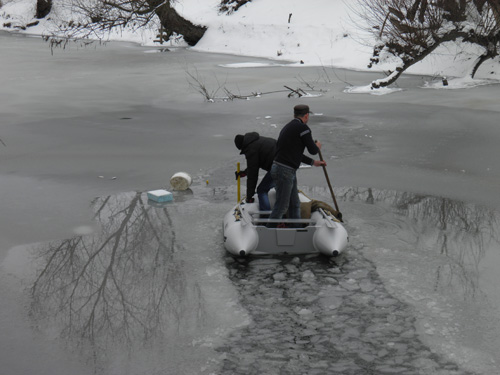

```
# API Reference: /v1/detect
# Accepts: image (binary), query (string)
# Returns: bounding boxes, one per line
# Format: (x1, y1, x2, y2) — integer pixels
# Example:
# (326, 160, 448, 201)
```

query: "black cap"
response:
(294, 104, 311, 116)
(234, 134, 244, 150)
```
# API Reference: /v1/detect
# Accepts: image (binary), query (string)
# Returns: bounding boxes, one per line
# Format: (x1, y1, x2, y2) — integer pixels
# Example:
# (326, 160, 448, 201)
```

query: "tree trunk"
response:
(471, 52, 496, 78)
(36, 0, 52, 19)
(152, 2, 206, 46)
(372, 30, 470, 88)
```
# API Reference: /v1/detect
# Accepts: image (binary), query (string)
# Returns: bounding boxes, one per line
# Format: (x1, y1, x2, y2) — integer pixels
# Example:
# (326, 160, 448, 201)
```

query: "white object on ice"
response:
(147, 189, 173, 202)
(223, 189, 348, 257)
(170, 172, 192, 191)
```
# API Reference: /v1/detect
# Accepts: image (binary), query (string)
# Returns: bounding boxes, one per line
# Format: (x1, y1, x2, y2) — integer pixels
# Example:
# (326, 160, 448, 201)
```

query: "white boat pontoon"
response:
(223, 189, 348, 257)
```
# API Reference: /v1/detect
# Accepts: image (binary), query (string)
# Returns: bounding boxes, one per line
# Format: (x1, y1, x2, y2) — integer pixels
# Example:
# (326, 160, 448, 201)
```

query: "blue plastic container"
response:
(147, 189, 173, 203)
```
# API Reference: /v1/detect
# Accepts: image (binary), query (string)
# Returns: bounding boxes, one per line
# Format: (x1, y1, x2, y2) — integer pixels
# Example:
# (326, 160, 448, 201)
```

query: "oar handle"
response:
(237, 162, 241, 203)
(317, 145, 343, 221)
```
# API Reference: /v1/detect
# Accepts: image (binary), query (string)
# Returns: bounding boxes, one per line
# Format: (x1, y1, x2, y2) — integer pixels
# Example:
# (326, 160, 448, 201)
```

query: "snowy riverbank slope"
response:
(1, 0, 500, 84)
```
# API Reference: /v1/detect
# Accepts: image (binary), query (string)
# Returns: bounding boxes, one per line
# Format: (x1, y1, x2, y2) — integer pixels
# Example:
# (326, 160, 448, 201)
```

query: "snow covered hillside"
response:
(1, 0, 499, 85)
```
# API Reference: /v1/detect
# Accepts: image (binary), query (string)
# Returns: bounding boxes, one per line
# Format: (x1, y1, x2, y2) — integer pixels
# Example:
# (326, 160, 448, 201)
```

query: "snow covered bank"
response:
(1, 0, 499, 87)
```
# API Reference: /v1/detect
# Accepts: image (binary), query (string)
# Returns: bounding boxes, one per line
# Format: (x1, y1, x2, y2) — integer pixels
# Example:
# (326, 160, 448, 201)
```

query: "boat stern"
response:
(313, 222, 348, 257)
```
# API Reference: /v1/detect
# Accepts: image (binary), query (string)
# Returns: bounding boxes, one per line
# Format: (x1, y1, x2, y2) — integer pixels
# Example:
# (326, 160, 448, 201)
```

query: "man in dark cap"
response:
(234, 132, 276, 211)
(268, 104, 326, 227)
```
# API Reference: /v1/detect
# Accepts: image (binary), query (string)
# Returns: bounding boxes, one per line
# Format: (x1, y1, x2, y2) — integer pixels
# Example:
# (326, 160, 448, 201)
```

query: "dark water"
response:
(9, 184, 497, 374)
(220, 255, 472, 375)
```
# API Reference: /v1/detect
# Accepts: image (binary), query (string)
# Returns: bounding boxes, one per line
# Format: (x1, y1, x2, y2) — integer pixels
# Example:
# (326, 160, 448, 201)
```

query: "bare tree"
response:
(30, 192, 206, 357)
(467, 0, 500, 77)
(52, 0, 206, 46)
(354, 0, 500, 88)
(340, 186, 499, 299)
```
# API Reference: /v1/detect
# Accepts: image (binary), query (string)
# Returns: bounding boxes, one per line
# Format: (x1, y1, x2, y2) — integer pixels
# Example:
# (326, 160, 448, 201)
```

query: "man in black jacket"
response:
(234, 132, 276, 211)
(268, 104, 326, 227)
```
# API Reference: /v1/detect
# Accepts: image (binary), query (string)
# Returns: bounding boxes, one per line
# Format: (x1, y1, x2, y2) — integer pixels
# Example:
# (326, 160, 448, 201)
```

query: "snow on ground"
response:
(422, 75, 497, 89)
(344, 85, 403, 96)
(1, 0, 500, 90)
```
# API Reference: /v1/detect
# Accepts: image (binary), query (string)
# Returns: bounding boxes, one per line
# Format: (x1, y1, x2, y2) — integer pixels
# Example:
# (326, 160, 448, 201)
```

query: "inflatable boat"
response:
(223, 189, 348, 257)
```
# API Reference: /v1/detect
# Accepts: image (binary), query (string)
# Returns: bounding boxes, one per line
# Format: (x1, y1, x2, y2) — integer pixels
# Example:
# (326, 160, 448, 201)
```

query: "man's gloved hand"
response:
(235, 169, 248, 180)
(246, 197, 255, 203)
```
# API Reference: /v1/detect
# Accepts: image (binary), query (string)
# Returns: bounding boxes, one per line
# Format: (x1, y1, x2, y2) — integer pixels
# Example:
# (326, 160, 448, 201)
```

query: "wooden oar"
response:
(317, 148, 343, 222)
(237, 162, 241, 203)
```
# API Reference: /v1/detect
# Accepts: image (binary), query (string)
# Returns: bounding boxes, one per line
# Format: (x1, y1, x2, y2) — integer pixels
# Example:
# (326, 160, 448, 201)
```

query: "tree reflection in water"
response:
(339, 187, 499, 301)
(29, 191, 205, 355)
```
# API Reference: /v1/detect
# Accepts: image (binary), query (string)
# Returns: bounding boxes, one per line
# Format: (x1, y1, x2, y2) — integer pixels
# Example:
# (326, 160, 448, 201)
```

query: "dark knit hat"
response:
(234, 134, 244, 150)
(294, 104, 312, 116)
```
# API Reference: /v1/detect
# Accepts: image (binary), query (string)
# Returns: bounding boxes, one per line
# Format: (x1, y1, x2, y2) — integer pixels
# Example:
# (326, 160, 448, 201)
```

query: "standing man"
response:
(268, 104, 326, 227)
(234, 132, 276, 211)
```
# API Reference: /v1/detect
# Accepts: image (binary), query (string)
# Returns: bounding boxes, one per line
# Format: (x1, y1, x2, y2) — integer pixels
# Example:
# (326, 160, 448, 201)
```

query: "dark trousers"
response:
(268, 163, 300, 227)
(257, 171, 274, 211)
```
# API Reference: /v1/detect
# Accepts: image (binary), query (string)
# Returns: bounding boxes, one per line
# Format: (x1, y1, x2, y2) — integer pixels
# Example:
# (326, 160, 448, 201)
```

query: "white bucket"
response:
(170, 172, 192, 191)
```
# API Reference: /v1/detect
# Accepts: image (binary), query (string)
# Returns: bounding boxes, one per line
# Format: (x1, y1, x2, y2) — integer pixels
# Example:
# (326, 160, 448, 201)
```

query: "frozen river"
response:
(1, 31, 500, 374)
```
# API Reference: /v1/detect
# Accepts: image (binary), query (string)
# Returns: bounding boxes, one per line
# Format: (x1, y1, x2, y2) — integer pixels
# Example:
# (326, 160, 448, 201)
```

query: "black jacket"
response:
(274, 118, 319, 169)
(239, 132, 276, 198)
